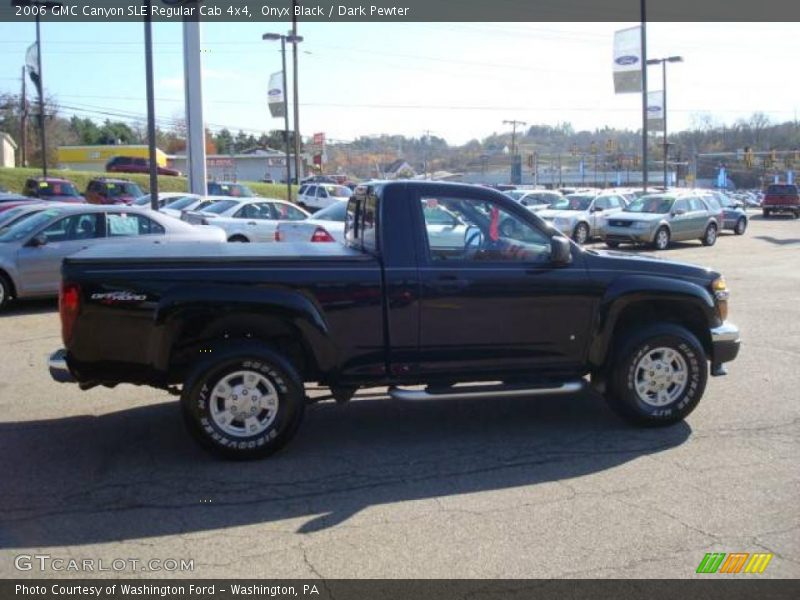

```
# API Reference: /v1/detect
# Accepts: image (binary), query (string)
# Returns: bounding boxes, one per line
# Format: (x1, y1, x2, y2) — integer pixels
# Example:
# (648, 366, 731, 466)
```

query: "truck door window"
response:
(420, 197, 551, 263)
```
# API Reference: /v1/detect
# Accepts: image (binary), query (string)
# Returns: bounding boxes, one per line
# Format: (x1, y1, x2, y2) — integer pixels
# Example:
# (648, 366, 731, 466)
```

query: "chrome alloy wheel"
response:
(209, 370, 280, 438)
(655, 228, 669, 250)
(633, 347, 689, 407)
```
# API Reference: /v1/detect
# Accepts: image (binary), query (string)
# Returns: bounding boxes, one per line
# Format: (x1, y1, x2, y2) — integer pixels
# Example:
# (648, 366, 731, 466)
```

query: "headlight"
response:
(631, 221, 651, 229)
(712, 276, 729, 320)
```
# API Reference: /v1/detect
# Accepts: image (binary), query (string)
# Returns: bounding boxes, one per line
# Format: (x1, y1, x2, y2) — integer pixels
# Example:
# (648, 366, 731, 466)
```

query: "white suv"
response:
(296, 183, 352, 211)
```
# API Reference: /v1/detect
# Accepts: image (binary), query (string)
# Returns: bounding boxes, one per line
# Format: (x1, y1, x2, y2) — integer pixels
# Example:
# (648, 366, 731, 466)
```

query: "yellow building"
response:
(57, 145, 168, 172)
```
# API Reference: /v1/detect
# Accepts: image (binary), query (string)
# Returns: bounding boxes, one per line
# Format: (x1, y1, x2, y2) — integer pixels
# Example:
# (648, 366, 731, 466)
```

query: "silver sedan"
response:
(0, 204, 225, 310)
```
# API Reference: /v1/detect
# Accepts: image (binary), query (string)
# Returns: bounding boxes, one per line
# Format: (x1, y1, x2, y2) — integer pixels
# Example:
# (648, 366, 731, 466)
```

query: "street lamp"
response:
(647, 55, 683, 188)
(263, 32, 303, 201)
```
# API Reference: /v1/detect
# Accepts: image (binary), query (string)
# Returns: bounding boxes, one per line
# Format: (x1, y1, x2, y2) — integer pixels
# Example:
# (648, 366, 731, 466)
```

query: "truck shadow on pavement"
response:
(0, 389, 690, 547)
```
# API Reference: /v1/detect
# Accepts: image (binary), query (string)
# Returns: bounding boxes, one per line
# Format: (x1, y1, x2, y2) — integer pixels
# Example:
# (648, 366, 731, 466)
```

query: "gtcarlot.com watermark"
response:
(14, 554, 194, 573)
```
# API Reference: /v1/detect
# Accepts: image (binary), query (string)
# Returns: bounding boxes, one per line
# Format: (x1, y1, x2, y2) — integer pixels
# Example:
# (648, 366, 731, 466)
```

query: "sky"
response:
(0, 21, 797, 146)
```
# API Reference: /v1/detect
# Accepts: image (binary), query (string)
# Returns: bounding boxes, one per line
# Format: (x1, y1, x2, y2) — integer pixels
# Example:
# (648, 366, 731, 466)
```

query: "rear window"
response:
(314, 201, 348, 222)
(766, 184, 798, 195)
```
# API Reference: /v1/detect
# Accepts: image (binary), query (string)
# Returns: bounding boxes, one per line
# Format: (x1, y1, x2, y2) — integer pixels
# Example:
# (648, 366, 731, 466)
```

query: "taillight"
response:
(310, 227, 335, 242)
(274, 229, 283, 242)
(59, 282, 81, 345)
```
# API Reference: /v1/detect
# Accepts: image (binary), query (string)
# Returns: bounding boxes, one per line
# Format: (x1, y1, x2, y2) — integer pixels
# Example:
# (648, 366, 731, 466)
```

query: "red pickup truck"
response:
(762, 184, 800, 218)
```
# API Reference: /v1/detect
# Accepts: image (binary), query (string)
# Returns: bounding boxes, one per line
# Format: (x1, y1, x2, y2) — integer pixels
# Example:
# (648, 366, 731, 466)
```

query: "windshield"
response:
(106, 183, 143, 198)
(164, 196, 197, 210)
(0, 206, 42, 227)
(209, 183, 254, 197)
(313, 201, 347, 222)
(625, 195, 674, 214)
(322, 185, 352, 198)
(203, 200, 238, 214)
(133, 195, 152, 206)
(37, 181, 80, 197)
(549, 194, 594, 211)
(0, 208, 62, 243)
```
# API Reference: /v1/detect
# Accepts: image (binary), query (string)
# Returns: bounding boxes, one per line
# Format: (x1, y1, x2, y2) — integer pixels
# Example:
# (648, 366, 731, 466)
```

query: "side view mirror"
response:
(673, 208, 686, 216)
(28, 234, 48, 248)
(550, 236, 572, 266)
(592, 206, 604, 212)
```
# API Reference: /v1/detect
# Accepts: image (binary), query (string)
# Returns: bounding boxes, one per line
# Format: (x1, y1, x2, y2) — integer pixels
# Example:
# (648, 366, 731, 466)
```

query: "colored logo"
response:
(696, 553, 773, 574)
(615, 55, 639, 66)
(647, 106, 661, 113)
(268, 88, 282, 96)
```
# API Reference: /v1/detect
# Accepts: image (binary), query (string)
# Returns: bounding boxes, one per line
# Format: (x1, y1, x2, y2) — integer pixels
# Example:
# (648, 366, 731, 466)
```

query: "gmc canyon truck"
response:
(48, 181, 740, 459)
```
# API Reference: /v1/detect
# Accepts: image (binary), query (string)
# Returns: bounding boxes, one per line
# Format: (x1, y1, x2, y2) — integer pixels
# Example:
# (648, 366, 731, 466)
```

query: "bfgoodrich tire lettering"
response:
(605, 324, 707, 426)
(181, 344, 305, 459)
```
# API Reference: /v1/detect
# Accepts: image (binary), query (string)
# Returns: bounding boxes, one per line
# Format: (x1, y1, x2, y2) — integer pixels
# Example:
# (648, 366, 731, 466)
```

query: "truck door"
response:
(411, 185, 594, 378)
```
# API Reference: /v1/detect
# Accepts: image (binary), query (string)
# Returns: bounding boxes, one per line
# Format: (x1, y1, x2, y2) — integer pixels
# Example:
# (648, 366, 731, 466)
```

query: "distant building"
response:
(0, 132, 18, 168)
(57, 145, 168, 171)
(377, 159, 415, 179)
(169, 149, 304, 183)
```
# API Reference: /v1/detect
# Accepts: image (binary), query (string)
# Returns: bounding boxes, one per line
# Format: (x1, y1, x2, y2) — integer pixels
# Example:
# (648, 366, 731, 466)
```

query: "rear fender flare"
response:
(152, 284, 335, 375)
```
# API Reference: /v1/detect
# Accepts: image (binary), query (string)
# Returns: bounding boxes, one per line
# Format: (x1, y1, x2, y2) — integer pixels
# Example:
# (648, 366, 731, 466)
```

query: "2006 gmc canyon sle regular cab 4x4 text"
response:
(48, 181, 740, 459)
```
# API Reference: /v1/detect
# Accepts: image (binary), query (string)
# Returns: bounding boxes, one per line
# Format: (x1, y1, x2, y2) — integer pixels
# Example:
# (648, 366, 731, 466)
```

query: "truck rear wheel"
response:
(180, 343, 305, 460)
(604, 324, 707, 427)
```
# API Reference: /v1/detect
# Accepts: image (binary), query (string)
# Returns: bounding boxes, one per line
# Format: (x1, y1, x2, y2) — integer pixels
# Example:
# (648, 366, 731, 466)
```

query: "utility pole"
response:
(20, 66, 27, 168)
(290, 1, 301, 184)
(422, 129, 433, 179)
(502, 119, 526, 156)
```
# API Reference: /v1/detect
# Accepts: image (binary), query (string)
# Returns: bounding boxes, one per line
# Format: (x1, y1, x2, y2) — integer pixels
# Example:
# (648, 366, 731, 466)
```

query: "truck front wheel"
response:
(605, 324, 707, 427)
(180, 343, 305, 460)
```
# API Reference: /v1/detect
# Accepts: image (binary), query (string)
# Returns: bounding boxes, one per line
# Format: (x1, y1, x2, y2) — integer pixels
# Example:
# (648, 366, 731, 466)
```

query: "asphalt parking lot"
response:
(1, 213, 798, 579)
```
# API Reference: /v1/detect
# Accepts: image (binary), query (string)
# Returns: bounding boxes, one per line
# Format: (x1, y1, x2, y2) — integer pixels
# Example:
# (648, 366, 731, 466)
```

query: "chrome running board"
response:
(388, 381, 583, 402)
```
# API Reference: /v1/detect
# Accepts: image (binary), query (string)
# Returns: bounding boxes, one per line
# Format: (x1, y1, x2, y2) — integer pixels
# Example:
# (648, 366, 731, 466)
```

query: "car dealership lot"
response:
(0, 214, 798, 578)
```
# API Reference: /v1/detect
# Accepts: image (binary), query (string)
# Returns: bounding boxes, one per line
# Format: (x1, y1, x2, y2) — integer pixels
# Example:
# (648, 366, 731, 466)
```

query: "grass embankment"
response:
(0, 167, 297, 200)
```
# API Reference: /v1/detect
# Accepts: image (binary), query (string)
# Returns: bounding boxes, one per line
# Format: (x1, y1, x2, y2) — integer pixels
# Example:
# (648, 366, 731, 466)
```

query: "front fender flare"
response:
(588, 274, 717, 368)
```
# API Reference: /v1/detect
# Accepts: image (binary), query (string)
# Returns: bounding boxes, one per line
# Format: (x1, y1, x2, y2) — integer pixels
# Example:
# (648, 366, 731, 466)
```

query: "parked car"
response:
(505, 190, 564, 211)
(48, 181, 740, 459)
(0, 204, 225, 310)
(183, 197, 310, 242)
(274, 199, 348, 243)
(106, 156, 181, 177)
(702, 192, 748, 235)
(761, 183, 800, 218)
(206, 181, 255, 197)
(538, 192, 628, 244)
(22, 177, 85, 203)
(603, 192, 722, 250)
(133, 192, 199, 210)
(296, 183, 352, 211)
(85, 178, 144, 206)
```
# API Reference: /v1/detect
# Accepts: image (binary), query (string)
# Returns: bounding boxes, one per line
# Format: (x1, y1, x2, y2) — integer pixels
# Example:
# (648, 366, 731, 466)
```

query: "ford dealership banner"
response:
(613, 26, 642, 94)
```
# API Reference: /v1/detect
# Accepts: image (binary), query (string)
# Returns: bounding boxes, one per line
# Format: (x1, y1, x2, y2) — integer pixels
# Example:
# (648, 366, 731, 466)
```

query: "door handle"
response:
(247, 221, 257, 226)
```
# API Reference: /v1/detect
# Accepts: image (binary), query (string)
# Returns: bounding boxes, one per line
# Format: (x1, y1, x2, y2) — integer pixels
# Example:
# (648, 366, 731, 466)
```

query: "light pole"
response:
(290, 1, 302, 185)
(263, 32, 303, 201)
(647, 55, 683, 188)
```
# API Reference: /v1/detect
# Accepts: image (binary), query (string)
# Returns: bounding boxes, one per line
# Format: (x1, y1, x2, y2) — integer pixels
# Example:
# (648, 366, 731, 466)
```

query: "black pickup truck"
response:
(49, 181, 740, 459)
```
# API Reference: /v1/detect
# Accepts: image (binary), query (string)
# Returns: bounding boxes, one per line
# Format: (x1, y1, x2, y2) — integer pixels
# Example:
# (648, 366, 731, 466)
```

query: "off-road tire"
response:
(181, 343, 305, 460)
(604, 324, 707, 427)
